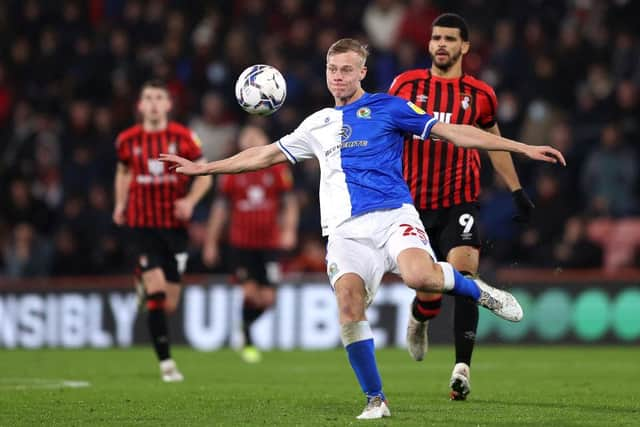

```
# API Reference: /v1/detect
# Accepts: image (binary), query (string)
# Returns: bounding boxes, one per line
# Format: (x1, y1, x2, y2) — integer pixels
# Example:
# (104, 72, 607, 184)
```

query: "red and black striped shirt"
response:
(116, 122, 203, 228)
(389, 69, 498, 210)
(218, 164, 293, 249)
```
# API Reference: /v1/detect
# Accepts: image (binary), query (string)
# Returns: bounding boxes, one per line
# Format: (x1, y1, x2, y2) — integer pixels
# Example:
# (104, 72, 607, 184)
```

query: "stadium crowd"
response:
(0, 0, 639, 278)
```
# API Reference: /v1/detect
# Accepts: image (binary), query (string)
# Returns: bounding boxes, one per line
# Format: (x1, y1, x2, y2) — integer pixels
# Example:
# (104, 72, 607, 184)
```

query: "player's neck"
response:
(335, 87, 365, 107)
(431, 63, 463, 79)
(142, 119, 168, 132)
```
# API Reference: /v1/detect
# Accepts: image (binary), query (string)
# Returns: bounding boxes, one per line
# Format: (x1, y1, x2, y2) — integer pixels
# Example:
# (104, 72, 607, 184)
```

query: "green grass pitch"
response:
(0, 346, 638, 426)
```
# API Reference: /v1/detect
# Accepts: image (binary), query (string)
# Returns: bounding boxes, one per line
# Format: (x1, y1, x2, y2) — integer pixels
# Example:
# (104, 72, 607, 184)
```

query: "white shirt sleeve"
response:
(276, 119, 316, 164)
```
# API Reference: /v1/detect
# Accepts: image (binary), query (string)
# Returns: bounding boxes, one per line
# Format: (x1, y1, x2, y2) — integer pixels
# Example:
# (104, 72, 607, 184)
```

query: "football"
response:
(235, 65, 287, 116)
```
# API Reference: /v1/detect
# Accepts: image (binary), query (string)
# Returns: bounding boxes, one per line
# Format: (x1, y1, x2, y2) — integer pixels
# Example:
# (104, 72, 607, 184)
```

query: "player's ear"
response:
(461, 41, 470, 55)
(360, 66, 367, 81)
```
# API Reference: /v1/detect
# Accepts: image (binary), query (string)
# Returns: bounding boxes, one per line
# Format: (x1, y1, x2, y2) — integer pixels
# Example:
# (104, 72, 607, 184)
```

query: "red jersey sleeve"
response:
(476, 86, 498, 129)
(115, 132, 131, 164)
(388, 72, 409, 95)
(182, 130, 203, 161)
(275, 164, 294, 192)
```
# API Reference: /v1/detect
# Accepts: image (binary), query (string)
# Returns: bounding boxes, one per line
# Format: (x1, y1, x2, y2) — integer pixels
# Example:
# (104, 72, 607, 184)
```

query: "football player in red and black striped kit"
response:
(202, 125, 298, 363)
(113, 80, 212, 382)
(389, 13, 534, 400)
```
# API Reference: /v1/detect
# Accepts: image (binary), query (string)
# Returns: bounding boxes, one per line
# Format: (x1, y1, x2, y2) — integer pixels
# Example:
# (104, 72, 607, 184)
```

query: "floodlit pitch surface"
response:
(0, 346, 638, 426)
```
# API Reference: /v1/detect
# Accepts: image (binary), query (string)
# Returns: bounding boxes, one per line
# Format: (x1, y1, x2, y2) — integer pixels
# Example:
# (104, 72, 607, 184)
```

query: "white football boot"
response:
(449, 362, 471, 401)
(406, 312, 429, 361)
(160, 359, 184, 382)
(474, 278, 523, 322)
(356, 395, 391, 420)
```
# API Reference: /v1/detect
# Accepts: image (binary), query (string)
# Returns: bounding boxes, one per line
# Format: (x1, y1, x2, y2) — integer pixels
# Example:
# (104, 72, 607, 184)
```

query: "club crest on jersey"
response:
(340, 124, 352, 142)
(416, 94, 428, 103)
(407, 101, 426, 115)
(168, 143, 177, 154)
(460, 94, 472, 110)
(328, 262, 339, 280)
(356, 107, 371, 119)
(148, 159, 164, 176)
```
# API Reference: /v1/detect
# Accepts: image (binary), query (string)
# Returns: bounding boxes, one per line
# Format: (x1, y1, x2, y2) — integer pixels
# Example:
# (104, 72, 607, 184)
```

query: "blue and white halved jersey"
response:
(276, 92, 437, 236)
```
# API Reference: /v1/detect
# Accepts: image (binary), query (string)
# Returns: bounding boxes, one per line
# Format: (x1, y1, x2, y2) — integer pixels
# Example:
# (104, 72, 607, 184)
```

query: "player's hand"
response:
(202, 242, 219, 267)
(512, 189, 535, 223)
(173, 198, 195, 221)
(159, 154, 208, 175)
(112, 205, 126, 225)
(522, 145, 566, 166)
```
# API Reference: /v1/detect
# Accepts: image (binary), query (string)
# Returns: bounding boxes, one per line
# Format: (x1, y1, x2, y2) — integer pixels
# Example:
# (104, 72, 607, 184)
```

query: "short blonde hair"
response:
(326, 38, 369, 66)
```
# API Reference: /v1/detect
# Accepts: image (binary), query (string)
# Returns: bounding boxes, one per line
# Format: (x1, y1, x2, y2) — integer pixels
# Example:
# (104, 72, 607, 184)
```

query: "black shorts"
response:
(230, 247, 281, 287)
(418, 202, 482, 261)
(129, 228, 189, 283)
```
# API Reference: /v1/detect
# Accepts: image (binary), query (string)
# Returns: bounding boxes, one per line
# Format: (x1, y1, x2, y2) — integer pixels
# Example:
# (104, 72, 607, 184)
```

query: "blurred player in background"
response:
(202, 124, 298, 363)
(160, 39, 563, 419)
(389, 13, 534, 400)
(112, 80, 212, 382)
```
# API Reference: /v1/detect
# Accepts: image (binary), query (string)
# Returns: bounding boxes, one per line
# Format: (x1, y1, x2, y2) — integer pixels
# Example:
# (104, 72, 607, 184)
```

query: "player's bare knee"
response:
(403, 262, 440, 292)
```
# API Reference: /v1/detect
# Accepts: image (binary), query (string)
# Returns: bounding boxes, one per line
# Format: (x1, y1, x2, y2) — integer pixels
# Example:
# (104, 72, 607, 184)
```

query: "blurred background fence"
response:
(1, 270, 638, 348)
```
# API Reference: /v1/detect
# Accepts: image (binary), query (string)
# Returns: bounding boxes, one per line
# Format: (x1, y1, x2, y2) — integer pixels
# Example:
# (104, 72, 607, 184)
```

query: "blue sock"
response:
(345, 338, 385, 400)
(450, 269, 481, 301)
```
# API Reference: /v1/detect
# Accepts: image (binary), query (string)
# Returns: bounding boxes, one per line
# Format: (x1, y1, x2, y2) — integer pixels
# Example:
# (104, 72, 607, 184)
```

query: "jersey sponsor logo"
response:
(433, 111, 452, 123)
(148, 159, 164, 176)
(136, 175, 178, 184)
(407, 101, 426, 115)
(356, 107, 371, 119)
(415, 94, 428, 103)
(340, 124, 352, 142)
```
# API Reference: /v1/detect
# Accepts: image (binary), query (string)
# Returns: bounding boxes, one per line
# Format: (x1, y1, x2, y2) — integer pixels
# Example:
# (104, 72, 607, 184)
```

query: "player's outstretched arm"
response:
(160, 143, 289, 176)
(431, 122, 566, 166)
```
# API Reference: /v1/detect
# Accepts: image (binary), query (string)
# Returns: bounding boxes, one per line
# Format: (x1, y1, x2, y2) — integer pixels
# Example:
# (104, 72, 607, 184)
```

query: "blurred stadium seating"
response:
(0, 0, 638, 279)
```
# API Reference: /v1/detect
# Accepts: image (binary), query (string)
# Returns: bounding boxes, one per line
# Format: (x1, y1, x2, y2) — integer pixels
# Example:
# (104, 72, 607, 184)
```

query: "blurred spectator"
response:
(362, 0, 405, 53)
(2, 222, 52, 278)
(50, 225, 91, 276)
(553, 216, 602, 269)
(285, 235, 327, 274)
(395, 0, 440, 48)
(581, 123, 638, 217)
(518, 171, 572, 266)
(189, 92, 238, 161)
(478, 174, 519, 267)
(0, 62, 13, 128)
(3, 177, 53, 234)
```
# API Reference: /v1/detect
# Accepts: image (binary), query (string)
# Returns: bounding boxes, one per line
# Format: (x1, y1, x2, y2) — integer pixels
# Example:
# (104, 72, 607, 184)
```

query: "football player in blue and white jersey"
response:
(161, 38, 565, 420)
